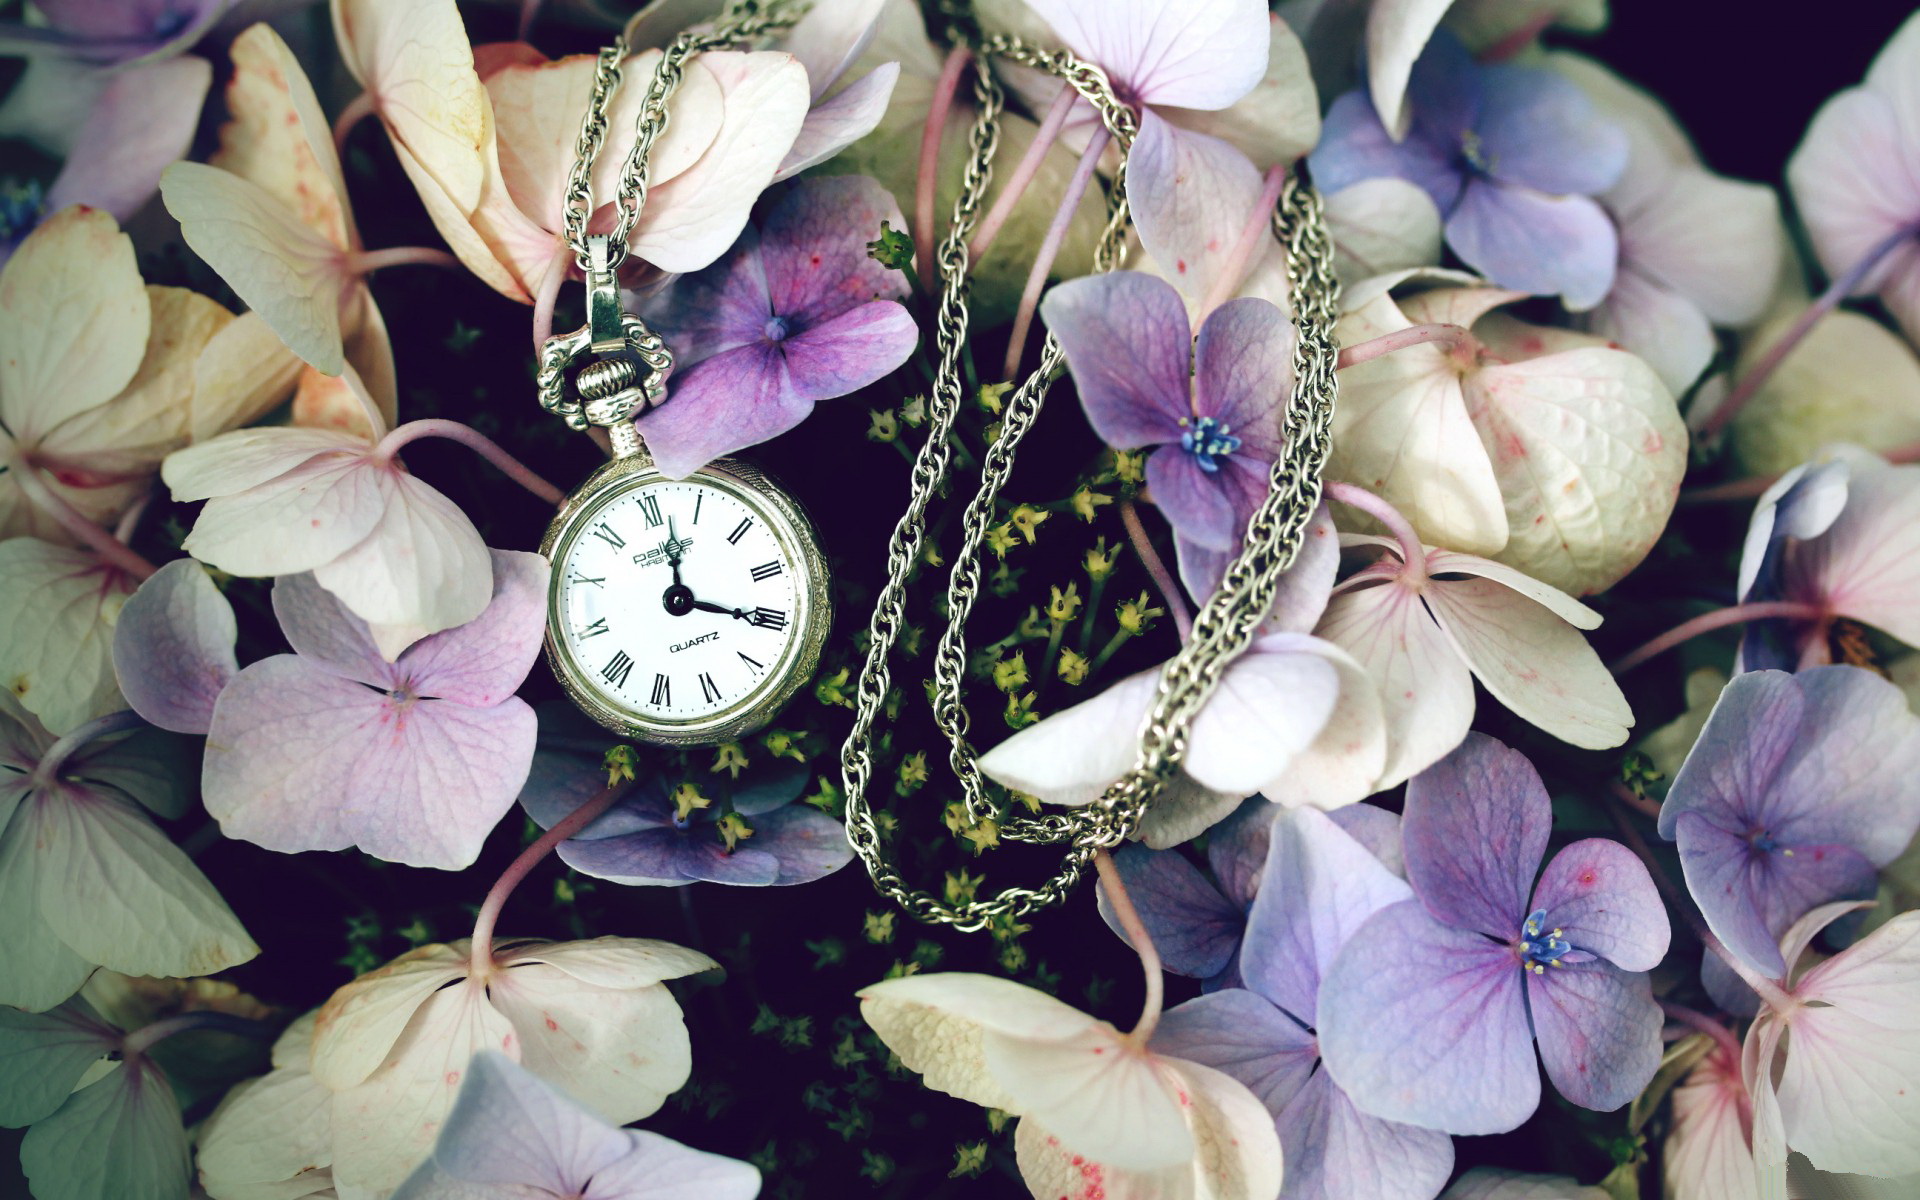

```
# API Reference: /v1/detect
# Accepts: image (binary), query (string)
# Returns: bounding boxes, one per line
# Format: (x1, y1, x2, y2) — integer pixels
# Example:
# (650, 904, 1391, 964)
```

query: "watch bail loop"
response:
(536, 234, 675, 457)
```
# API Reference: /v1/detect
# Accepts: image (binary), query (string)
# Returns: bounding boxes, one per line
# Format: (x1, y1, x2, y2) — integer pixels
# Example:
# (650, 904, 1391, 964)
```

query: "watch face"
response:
(544, 460, 826, 743)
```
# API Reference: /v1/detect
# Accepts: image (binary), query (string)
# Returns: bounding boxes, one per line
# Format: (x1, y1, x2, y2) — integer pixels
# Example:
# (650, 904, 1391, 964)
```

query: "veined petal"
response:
(215, 23, 350, 249)
(633, 342, 805, 480)
(1525, 960, 1663, 1112)
(0, 539, 132, 735)
(1665, 1040, 1767, 1200)
(0, 803, 95, 1012)
(1025, 0, 1270, 111)
(1585, 267, 1715, 396)
(1365, 0, 1457, 139)
(1788, 463, 1920, 649)
(1401, 733, 1545, 941)
(1150, 989, 1317, 1114)
(393, 549, 548, 706)
(1096, 845, 1242, 981)
(1041, 271, 1196, 449)
(773, 62, 898, 180)
(986, 1024, 1193, 1170)
(1444, 181, 1618, 311)
(1531, 839, 1669, 972)
(310, 942, 476, 1092)
(1323, 178, 1444, 290)
(1128, 111, 1282, 309)
(1277, 1067, 1455, 1200)
(20, 1059, 190, 1200)
(1158, 15, 1320, 169)
(1253, 634, 1390, 812)
(45, 56, 210, 226)
(187, 311, 306, 442)
(1184, 637, 1339, 795)
(111, 558, 236, 735)
(978, 667, 1159, 807)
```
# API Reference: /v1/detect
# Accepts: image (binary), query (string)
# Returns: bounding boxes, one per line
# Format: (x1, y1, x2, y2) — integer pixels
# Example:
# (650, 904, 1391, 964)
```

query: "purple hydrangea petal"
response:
(758, 175, 910, 328)
(1658, 670, 1803, 842)
(1402, 31, 1483, 147)
(1309, 90, 1465, 213)
(1025, 0, 1271, 111)
(1276, 1068, 1456, 1200)
(1317, 898, 1540, 1135)
(1150, 988, 1317, 1114)
(395, 550, 549, 707)
(777, 300, 918, 403)
(741, 805, 855, 884)
(1765, 666, 1920, 861)
(111, 558, 236, 736)
(1402, 733, 1548, 942)
(419, 1052, 635, 1195)
(1524, 959, 1663, 1113)
(572, 1128, 761, 1200)
(1147, 444, 1239, 551)
(1207, 797, 1279, 910)
(1328, 803, 1405, 878)
(1736, 460, 1850, 603)
(639, 225, 772, 368)
(45, 57, 209, 222)
(1443, 180, 1619, 309)
(1192, 296, 1291, 460)
(1240, 809, 1413, 1023)
(1095, 843, 1242, 980)
(774, 64, 898, 180)
(560, 827, 781, 887)
(1040, 272, 1195, 449)
(519, 751, 672, 841)
(731, 761, 810, 816)
(1530, 839, 1669, 973)
(269, 570, 396, 689)
(1473, 64, 1628, 196)
(634, 342, 807, 479)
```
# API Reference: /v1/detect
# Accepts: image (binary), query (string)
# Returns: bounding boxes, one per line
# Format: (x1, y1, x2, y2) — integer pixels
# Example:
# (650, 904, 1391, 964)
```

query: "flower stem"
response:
(332, 90, 377, 155)
(113, 490, 152, 544)
(967, 85, 1075, 264)
(1002, 126, 1111, 382)
(1324, 480, 1428, 580)
(470, 780, 633, 978)
(531, 241, 572, 353)
(35, 710, 145, 783)
(1698, 221, 1920, 438)
(1337, 323, 1477, 371)
(1095, 849, 1164, 1046)
(916, 48, 971, 291)
(1658, 1000, 1745, 1068)
(1120, 499, 1191, 642)
(373, 418, 566, 507)
(1609, 601, 1828, 673)
(1196, 164, 1288, 325)
(1077, 571, 1109, 652)
(346, 246, 463, 275)
(13, 464, 158, 580)
(123, 1012, 280, 1058)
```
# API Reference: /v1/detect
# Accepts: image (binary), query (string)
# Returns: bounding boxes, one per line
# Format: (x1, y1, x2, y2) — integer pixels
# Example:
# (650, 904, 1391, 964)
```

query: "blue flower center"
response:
(1519, 908, 1571, 974)
(1750, 828, 1792, 855)
(0, 179, 45, 244)
(1179, 416, 1242, 474)
(762, 315, 792, 343)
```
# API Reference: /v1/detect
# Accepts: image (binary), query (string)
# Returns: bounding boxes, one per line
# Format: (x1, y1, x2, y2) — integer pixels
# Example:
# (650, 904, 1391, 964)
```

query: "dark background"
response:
(4, 1, 1919, 1197)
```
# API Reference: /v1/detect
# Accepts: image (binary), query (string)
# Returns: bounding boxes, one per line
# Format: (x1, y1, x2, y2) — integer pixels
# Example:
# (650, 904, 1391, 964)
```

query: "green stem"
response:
(1088, 628, 1133, 677)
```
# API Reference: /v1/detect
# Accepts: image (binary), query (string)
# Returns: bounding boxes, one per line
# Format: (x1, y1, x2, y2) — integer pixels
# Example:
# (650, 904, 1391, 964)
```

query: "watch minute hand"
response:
(689, 598, 750, 621)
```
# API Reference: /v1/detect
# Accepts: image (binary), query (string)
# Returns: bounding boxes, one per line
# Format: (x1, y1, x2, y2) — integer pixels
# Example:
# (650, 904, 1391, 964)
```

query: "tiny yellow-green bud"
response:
(1071, 484, 1113, 522)
(815, 665, 854, 708)
(866, 408, 899, 442)
(1056, 646, 1089, 686)
(895, 751, 929, 797)
(603, 744, 639, 785)
(1004, 690, 1038, 729)
(992, 651, 1029, 693)
(1117, 591, 1166, 636)
(715, 812, 755, 852)
(977, 381, 1013, 414)
(864, 909, 897, 944)
(1115, 448, 1148, 484)
(900, 394, 928, 427)
(984, 522, 1017, 559)
(1009, 504, 1049, 543)
(710, 741, 749, 778)
(1047, 582, 1082, 622)
(1084, 535, 1120, 580)
(672, 782, 712, 822)
(945, 868, 985, 905)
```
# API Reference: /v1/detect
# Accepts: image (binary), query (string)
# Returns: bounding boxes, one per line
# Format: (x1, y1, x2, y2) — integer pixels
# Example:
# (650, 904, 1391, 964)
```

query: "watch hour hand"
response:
(690, 598, 750, 621)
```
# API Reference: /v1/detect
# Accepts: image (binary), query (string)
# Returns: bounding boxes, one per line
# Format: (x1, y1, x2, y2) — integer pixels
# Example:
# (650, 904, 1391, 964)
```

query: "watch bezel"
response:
(541, 454, 831, 746)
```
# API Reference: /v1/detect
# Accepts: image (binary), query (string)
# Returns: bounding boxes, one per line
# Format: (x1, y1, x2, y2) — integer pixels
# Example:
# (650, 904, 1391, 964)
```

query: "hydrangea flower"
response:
(1041, 271, 1290, 567)
(109, 559, 236, 736)
(1735, 452, 1920, 672)
(1660, 667, 1920, 1010)
(194, 1010, 340, 1200)
(859, 971, 1281, 1199)
(1788, 12, 1920, 344)
(308, 936, 717, 1192)
(1317, 734, 1669, 1135)
(0, 694, 255, 1012)
(633, 175, 917, 478)
(1151, 808, 1453, 1200)
(1310, 33, 1628, 308)
(0, 0, 230, 63)
(394, 1052, 760, 1200)
(519, 750, 853, 888)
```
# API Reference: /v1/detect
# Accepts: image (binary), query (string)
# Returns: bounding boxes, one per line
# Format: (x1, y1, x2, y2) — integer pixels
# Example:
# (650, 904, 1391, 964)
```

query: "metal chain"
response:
(560, 1, 804, 272)
(837, 36, 1344, 931)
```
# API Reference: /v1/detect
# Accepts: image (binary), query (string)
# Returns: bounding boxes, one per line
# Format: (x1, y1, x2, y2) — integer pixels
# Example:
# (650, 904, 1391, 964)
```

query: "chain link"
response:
(560, 1, 804, 273)
(837, 36, 1345, 931)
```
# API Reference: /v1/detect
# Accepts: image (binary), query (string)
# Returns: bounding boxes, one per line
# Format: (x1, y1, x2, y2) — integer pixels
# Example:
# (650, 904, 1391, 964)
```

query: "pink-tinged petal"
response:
(1251, 634, 1390, 812)
(1241, 808, 1413, 1021)
(1441, 1167, 1611, 1199)
(773, 62, 898, 180)
(1365, 0, 1456, 138)
(1788, 463, 1920, 648)
(412, 1051, 635, 1195)
(309, 470, 494, 661)
(1317, 898, 1539, 1135)
(1278, 1068, 1456, 1200)
(214, 24, 351, 250)
(1148, 446, 1240, 551)
(1263, 501, 1340, 635)
(782, 0, 887, 97)
(1150, 988, 1317, 1113)
(1128, 110, 1281, 307)
(44, 56, 209, 223)
(1323, 177, 1444, 289)
(987, 1026, 1194, 1170)
(1208, 799, 1280, 910)
(1618, 165, 1783, 328)
(1665, 1041, 1768, 1200)
(1193, 296, 1291, 459)
(1095, 845, 1242, 981)
(1586, 267, 1714, 395)
(1313, 576, 1474, 791)
(0, 206, 149, 441)
(629, 52, 810, 274)
(396, 549, 548, 706)
(760, 174, 910, 324)
(1423, 572, 1633, 750)
(1788, 83, 1920, 316)
(1444, 181, 1619, 311)
(1185, 636, 1339, 795)
(1525, 960, 1662, 1112)
(633, 343, 808, 480)
(203, 657, 537, 869)
(778, 301, 919, 403)
(1531, 839, 1669, 972)
(1401, 733, 1544, 941)
(309, 942, 473, 1091)
(977, 668, 1158, 807)
(111, 559, 236, 735)
(1157, 15, 1320, 169)
(1026, 0, 1270, 110)
(270, 570, 393, 687)
(160, 426, 364, 500)
(1040, 271, 1195, 448)
(1131, 773, 1247, 851)
(1779, 911, 1920, 1177)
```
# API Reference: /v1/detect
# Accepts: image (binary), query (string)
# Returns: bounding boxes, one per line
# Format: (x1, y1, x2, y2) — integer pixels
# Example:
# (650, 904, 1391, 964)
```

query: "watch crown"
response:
(577, 357, 640, 403)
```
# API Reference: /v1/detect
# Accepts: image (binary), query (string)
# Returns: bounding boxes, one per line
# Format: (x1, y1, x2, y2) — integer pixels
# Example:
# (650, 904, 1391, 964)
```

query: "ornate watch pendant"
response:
(536, 237, 830, 745)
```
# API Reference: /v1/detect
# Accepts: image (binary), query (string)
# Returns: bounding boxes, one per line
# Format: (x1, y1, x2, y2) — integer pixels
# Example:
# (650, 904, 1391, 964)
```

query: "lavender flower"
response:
(634, 174, 918, 479)
(1309, 32, 1627, 308)
(1317, 734, 1670, 1134)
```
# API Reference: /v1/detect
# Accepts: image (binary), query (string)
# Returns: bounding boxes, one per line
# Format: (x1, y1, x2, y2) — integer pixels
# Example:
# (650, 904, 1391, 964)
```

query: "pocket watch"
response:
(536, 236, 831, 746)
